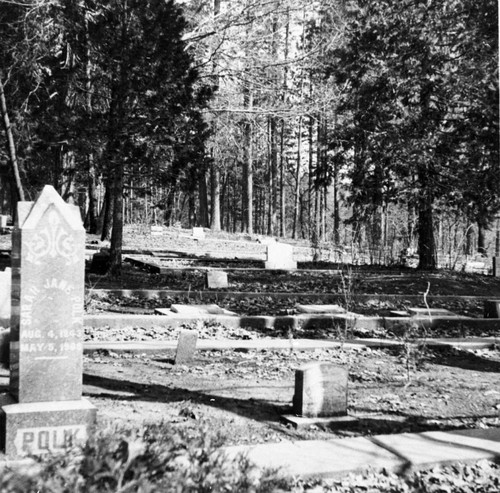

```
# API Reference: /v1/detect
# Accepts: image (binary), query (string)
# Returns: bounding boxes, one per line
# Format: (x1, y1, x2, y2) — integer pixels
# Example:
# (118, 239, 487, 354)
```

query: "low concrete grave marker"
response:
(265, 242, 297, 270)
(0, 267, 11, 323)
(192, 227, 205, 240)
(0, 215, 8, 231)
(484, 300, 500, 318)
(282, 362, 356, 429)
(206, 271, 228, 289)
(151, 225, 163, 236)
(493, 258, 500, 277)
(175, 329, 198, 364)
(0, 185, 96, 457)
(293, 362, 348, 418)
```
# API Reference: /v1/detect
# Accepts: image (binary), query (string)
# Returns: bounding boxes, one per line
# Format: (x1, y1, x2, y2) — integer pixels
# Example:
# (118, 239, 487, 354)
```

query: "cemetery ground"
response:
(1, 225, 500, 490)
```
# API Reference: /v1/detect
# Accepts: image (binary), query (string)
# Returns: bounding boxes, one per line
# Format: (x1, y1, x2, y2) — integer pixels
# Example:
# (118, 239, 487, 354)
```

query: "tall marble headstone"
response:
(0, 185, 96, 456)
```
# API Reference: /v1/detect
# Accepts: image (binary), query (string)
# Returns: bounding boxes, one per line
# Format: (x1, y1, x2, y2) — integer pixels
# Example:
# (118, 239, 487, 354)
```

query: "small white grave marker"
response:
(265, 242, 297, 270)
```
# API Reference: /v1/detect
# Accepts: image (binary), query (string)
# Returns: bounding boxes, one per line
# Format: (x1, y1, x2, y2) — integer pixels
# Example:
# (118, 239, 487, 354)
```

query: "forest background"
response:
(0, 0, 498, 273)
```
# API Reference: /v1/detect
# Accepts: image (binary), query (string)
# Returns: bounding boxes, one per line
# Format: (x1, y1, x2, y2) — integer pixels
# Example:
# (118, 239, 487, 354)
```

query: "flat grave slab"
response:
(296, 304, 346, 314)
(281, 414, 358, 430)
(155, 304, 238, 316)
(407, 308, 462, 317)
(389, 310, 410, 317)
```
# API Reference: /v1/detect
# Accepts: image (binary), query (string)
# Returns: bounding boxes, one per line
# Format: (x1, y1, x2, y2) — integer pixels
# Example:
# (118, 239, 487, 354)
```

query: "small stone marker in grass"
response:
(175, 329, 198, 364)
(0, 267, 11, 323)
(265, 242, 296, 270)
(0, 185, 96, 457)
(282, 362, 356, 429)
(192, 227, 205, 240)
(206, 270, 228, 289)
(493, 258, 500, 277)
(484, 300, 500, 318)
(150, 225, 163, 236)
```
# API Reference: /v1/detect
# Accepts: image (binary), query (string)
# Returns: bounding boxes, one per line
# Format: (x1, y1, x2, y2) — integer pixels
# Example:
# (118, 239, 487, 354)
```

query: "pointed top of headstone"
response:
(18, 185, 83, 232)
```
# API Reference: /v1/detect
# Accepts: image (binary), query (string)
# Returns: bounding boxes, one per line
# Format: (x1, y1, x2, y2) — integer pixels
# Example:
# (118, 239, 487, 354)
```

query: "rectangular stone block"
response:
(484, 300, 500, 318)
(293, 362, 348, 418)
(150, 226, 163, 236)
(192, 227, 205, 239)
(0, 395, 96, 457)
(0, 267, 11, 322)
(493, 257, 500, 277)
(175, 330, 198, 364)
(265, 242, 297, 270)
(206, 271, 228, 289)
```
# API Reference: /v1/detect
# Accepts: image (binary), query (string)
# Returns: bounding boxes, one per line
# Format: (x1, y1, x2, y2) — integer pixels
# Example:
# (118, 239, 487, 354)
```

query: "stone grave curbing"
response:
(265, 242, 297, 270)
(0, 185, 96, 457)
(282, 362, 357, 429)
(175, 329, 198, 364)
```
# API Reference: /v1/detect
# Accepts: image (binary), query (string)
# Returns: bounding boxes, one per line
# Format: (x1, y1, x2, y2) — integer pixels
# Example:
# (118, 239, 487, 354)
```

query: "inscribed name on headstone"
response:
(175, 329, 198, 364)
(206, 271, 228, 289)
(293, 362, 348, 418)
(1, 185, 96, 457)
(265, 242, 297, 270)
(192, 227, 205, 240)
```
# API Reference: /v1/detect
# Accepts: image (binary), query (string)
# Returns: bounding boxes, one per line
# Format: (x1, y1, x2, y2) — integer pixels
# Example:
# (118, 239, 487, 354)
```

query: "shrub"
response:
(0, 424, 290, 492)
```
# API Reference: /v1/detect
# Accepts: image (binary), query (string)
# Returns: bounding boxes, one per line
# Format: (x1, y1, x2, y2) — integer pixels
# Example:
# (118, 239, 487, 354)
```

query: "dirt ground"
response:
(81, 344, 500, 446)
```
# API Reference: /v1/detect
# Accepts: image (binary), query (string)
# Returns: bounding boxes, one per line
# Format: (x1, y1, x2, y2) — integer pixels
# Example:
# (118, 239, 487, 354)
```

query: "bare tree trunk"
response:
(292, 116, 303, 239)
(87, 157, 98, 233)
(198, 172, 209, 227)
(417, 165, 436, 270)
(100, 179, 114, 241)
(0, 70, 25, 202)
(210, 164, 221, 231)
(109, 159, 124, 275)
(477, 220, 488, 255)
(84, 11, 98, 233)
(279, 6, 290, 238)
(279, 123, 286, 237)
(242, 85, 253, 234)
